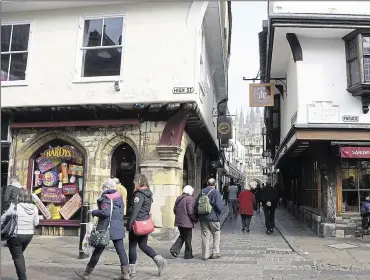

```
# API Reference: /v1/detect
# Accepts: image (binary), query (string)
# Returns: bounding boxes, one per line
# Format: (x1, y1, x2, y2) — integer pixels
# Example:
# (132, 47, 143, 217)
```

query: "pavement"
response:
(1, 206, 370, 280)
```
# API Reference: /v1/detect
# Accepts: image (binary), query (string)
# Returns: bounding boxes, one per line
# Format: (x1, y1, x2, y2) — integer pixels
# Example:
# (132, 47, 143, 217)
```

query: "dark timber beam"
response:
(286, 33, 303, 62)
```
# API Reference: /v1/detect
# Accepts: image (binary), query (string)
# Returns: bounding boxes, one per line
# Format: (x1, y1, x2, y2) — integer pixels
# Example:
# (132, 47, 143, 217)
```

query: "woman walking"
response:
(237, 184, 255, 232)
(170, 185, 198, 259)
(1, 188, 39, 280)
(75, 178, 130, 280)
(126, 174, 167, 277)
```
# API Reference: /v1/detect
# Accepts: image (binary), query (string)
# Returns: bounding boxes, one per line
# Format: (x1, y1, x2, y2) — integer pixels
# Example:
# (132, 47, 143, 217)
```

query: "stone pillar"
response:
(319, 163, 337, 237)
(140, 158, 182, 241)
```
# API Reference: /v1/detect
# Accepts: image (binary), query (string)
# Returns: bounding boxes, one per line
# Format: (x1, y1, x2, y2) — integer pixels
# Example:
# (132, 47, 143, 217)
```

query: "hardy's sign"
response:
(249, 83, 274, 107)
(41, 146, 75, 158)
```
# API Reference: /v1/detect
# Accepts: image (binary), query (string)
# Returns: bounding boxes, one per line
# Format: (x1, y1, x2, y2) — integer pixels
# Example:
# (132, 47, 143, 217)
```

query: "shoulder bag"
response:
(132, 195, 155, 236)
(89, 199, 113, 248)
(1, 204, 18, 240)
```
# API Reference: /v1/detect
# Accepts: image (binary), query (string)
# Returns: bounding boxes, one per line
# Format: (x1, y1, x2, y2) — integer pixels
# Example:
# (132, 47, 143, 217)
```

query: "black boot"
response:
(75, 265, 94, 280)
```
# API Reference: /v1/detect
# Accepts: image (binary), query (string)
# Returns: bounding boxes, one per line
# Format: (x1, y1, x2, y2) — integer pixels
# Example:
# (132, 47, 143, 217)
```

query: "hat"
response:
(183, 185, 194, 196)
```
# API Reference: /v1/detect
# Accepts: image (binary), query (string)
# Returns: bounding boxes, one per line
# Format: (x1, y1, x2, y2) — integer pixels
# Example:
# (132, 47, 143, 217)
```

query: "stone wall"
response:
(335, 213, 362, 238)
(9, 122, 201, 236)
(298, 206, 321, 235)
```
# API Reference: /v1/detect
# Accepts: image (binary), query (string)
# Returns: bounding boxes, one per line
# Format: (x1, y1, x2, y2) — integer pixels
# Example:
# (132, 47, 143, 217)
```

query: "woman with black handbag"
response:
(75, 178, 130, 280)
(1, 188, 39, 280)
(126, 174, 167, 277)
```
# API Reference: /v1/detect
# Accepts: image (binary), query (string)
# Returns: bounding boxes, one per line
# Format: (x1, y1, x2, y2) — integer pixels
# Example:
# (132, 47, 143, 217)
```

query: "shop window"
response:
(341, 159, 370, 212)
(30, 140, 85, 226)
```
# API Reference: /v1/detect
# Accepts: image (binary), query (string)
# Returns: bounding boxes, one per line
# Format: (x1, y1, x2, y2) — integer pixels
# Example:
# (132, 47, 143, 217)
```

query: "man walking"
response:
(196, 178, 223, 261)
(260, 179, 279, 234)
(228, 180, 238, 219)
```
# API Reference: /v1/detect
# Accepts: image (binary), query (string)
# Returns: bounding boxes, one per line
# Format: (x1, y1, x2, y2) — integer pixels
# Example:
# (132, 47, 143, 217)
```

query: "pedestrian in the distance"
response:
(228, 180, 238, 219)
(222, 183, 229, 205)
(75, 178, 130, 280)
(196, 178, 223, 261)
(170, 185, 198, 259)
(126, 174, 167, 277)
(254, 184, 262, 212)
(260, 179, 279, 234)
(237, 184, 255, 232)
(1, 188, 39, 280)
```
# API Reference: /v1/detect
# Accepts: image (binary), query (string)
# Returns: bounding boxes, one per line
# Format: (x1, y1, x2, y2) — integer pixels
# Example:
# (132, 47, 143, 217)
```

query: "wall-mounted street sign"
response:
(217, 116, 232, 140)
(342, 115, 359, 122)
(249, 83, 274, 107)
(172, 87, 194, 94)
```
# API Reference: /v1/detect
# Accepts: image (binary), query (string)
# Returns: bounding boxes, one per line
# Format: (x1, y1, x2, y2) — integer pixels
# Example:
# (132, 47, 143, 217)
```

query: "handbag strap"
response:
(107, 199, 113, 229)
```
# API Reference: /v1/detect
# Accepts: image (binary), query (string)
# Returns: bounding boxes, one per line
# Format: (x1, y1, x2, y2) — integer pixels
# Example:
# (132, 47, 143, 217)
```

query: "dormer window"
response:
(343, 31, 370, 114)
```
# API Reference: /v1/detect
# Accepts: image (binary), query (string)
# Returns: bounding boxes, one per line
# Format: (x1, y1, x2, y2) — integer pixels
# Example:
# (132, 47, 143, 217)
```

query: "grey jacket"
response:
(1, 203, 39, 235)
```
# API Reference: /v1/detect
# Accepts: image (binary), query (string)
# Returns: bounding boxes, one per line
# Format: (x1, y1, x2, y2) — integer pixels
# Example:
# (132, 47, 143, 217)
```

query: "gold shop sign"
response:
(41, 146, 75, 158)
(249, 83, 274, 107)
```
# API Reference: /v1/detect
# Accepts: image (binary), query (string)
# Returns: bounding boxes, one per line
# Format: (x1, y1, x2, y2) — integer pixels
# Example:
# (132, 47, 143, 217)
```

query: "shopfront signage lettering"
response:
(340, 147, 370, 159)
(342, 115, 359, 122)
(172, 87, 194, 94)
(41, 187, 65, 203)
(307, 101, 340, 123)
(41, 146, 75, 158)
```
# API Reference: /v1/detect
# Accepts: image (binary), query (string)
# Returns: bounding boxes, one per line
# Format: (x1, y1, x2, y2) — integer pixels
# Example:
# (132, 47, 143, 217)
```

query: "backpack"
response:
(197, 189, 215, 215)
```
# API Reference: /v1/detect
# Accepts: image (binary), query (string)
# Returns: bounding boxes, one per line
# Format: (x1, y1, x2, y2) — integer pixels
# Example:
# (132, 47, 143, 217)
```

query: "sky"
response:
(227, 1, 268, 116)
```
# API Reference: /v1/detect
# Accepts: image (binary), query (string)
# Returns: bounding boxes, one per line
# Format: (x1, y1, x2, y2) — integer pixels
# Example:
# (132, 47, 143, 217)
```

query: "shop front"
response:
(28, 140, 85, 235)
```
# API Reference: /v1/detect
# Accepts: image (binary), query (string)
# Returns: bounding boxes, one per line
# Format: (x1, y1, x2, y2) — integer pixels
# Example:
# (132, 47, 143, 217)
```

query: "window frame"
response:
(73, 13, 127, 83)
(343, 31, 370, 88)
(1, 20, 33, 87)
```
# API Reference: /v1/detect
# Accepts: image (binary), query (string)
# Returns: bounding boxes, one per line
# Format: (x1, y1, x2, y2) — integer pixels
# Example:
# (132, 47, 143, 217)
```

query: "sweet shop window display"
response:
(32, 145, 83, 223)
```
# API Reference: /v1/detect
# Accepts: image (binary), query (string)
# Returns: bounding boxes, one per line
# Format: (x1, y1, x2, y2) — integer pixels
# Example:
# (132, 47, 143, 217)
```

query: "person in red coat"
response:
(237, 184, 256, 232)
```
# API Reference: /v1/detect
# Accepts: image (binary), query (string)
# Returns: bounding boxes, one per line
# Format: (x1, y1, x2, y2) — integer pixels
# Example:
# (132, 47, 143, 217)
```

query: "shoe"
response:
(153, 255, 167, 277)
(75, 266, 94, 280)
(229, 217, 233, 220)
(170, 248, 178, 258)
(266, 229, 271, 234)
(114, 265, 130, 280)
(246, 229, 250, 233)
(202, 257, 209, 261)
(184, 255, 194, 259)
(129, 264, 136, 277)
(242, 228, 246, 232)
(210, 254, 221, 259)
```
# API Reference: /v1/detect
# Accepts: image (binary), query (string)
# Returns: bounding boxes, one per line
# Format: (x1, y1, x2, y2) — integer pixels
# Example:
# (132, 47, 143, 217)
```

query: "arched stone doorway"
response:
(183, 146, 195, 188)
(111, 143, 136, 216)
(249, 178, 263, 189)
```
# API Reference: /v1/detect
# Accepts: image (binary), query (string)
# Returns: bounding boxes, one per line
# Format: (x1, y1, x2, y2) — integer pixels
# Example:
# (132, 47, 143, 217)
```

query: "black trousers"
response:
(7, 234, 33, 280)
(171, 227, 193, 259)
(129, 230, 157, 264)
(263, 206, 276, 231)
(88, 239, 128, 268)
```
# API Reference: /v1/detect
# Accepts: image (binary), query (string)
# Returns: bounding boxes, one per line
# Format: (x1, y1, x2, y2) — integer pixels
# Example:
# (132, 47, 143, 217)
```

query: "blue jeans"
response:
(88, 239, 128, 267)
(129, 230, 157, 264)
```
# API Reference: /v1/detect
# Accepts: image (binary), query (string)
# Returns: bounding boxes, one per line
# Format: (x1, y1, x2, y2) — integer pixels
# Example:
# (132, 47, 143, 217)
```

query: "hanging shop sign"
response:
(249, 83, 274, 107)
(340, 147, 370, 159)
(41, 146, 75, 158)
(41, 187, 65, 204)
(217, 116, 232, 140)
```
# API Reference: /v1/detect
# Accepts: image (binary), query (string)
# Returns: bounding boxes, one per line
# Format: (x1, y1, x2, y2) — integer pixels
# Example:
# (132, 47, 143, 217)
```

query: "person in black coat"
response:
(260, 180, 280, 234)
(75, 178, 129, 280)
(126, 174, 167, 277)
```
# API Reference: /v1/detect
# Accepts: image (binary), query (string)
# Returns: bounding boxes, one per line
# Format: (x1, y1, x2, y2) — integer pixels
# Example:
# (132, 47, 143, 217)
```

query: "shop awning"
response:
(340, 147, 370, 158)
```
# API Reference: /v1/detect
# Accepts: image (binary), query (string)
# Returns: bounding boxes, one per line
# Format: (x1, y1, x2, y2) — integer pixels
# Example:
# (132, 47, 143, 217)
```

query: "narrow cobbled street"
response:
(2, 209, 369, 280)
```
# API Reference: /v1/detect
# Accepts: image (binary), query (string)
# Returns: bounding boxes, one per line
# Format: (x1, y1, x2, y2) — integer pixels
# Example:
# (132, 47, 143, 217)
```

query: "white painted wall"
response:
(1, 2, 226, 144)
(296, 37, 370, 124)
(280, 57, 298, 143)
(278, 35, 370, 142)
(269, 1, 370, 16)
